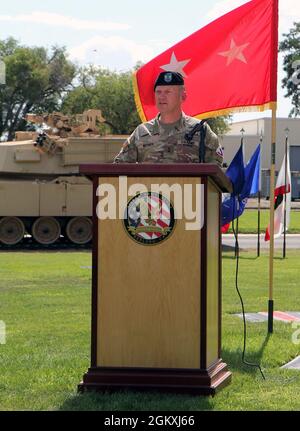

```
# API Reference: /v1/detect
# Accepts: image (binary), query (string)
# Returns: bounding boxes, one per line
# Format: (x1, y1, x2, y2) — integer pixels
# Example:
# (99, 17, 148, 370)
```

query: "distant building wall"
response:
(220, 117, 300, 199)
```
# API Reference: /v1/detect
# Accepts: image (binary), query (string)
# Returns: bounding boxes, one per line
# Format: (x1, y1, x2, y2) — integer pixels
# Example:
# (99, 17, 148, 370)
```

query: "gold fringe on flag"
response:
(132, 71, 147, 123)
(194, 102, 277, 120)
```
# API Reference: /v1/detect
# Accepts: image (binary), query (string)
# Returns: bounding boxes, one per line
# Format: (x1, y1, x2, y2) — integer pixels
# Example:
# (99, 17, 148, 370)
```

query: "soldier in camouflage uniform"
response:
(114, 71, 224, 167)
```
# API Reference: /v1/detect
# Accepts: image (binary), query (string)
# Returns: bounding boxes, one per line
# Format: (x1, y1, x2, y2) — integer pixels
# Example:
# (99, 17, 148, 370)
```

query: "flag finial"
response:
(284, 127, 290, 138)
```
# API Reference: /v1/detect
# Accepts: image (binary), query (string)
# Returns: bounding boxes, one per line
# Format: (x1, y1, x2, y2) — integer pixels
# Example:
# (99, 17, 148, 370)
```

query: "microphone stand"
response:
(184, 120, 207, 163)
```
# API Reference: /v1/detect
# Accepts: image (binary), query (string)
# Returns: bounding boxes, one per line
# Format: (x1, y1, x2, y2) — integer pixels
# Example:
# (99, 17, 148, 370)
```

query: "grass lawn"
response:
(225, 209, 300, 234)
(0, 251, 300, 411)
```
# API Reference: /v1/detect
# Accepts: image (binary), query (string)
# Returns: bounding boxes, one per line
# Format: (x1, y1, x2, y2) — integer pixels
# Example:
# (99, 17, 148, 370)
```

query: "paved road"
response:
(222, 234, 300, 250)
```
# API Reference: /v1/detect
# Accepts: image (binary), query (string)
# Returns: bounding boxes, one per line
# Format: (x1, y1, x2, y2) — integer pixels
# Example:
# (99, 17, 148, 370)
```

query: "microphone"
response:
(184, 120, 206, 142)
(184, 120, 207, 163)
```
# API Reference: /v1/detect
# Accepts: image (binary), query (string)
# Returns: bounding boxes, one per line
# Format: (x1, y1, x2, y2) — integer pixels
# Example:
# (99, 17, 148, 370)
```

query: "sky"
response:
(0, 0, 299, 122)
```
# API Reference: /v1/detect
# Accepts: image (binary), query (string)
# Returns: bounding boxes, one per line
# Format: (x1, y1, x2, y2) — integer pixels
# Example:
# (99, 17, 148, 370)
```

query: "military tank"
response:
(0, 110, 127, 247)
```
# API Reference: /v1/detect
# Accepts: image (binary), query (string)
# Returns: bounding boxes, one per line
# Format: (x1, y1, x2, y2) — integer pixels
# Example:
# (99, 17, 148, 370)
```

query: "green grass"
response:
(0, 251, 300, 410)
(225, 209, 300, 234)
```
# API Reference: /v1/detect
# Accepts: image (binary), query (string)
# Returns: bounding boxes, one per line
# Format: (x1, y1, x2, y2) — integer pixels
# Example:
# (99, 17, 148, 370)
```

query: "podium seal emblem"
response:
(124, 192, 176, 245)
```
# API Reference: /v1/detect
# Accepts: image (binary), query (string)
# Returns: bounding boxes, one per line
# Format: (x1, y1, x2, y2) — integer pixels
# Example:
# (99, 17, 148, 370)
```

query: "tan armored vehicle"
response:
(0, 110, 127, 246)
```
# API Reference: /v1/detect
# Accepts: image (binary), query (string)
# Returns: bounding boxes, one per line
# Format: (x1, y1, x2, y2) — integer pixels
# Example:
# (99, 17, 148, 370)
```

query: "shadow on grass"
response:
(222, 253, 291, 261)
(222, 245, 236, 253)
(222, 333, 271, 377)
(222, 253, 260, 261)
(59, 388, 214, 411)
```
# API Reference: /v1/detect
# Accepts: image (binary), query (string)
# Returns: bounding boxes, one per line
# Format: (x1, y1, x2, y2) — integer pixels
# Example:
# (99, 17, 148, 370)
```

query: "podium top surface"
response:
(80, 163, 232, 193)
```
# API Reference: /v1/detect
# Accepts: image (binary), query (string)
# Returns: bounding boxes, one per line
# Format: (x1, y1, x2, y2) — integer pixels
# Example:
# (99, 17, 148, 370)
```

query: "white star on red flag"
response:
(218, 38, 250, 66)
(160, 52, 190, 77)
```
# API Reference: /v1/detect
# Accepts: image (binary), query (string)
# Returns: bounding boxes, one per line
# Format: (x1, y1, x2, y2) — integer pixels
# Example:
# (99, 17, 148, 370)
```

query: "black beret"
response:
(154, 71, 184, 90)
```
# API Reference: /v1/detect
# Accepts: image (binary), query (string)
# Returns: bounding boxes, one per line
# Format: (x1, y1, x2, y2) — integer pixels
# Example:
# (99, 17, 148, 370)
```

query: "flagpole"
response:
(235, 129, 244, 258)
(268, 106, 277, 334)
(283, 128, 289, 259)
(257, 132, 263, 258)
(257, 189, 261, 257)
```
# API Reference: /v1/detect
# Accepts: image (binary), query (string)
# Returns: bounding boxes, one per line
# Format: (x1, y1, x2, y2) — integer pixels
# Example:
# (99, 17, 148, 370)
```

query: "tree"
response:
(62, 66, 140, 135)
(279, 22, 300, 117)
(206, 116, 230, 136)
(0, 38, 76, 140)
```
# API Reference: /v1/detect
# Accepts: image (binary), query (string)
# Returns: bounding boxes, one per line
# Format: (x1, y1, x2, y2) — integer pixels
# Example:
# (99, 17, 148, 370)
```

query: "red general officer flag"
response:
(133, 0, 278, 122)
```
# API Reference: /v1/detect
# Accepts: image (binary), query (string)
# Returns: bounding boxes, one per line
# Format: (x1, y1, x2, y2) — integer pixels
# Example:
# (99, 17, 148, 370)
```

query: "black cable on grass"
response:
(231, 200, 265, 380)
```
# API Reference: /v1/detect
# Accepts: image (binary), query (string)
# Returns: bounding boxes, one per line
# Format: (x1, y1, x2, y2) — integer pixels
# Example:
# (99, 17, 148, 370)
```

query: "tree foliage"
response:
(62, 66, 140, 135)
(0, 38, 76, 140)
(279, 22, 300, 117)
(206, 116, 230, 136)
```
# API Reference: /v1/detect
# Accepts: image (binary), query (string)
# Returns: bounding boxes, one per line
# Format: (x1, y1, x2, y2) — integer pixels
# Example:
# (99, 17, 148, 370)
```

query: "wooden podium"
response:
(78, 164, 232, 395)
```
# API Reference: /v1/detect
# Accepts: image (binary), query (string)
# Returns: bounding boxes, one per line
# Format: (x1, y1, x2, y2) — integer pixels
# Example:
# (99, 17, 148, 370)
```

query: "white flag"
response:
(265, 150, 291, 241)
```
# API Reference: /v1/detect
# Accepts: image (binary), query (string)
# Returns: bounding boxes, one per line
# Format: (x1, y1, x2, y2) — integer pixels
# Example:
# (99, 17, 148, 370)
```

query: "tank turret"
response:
(25, 109, 106, 137)
(0, 110, 127, 247)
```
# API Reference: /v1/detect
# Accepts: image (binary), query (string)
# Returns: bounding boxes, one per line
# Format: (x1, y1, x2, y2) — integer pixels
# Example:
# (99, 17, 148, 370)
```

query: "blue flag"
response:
(222, 144, 261, 226)
(242, 144, 261, 199)
(225, 142, 245, 195)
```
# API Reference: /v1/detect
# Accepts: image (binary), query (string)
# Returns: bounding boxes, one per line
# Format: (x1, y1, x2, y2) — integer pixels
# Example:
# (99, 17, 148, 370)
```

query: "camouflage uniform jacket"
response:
(114, 113, 223, 166)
